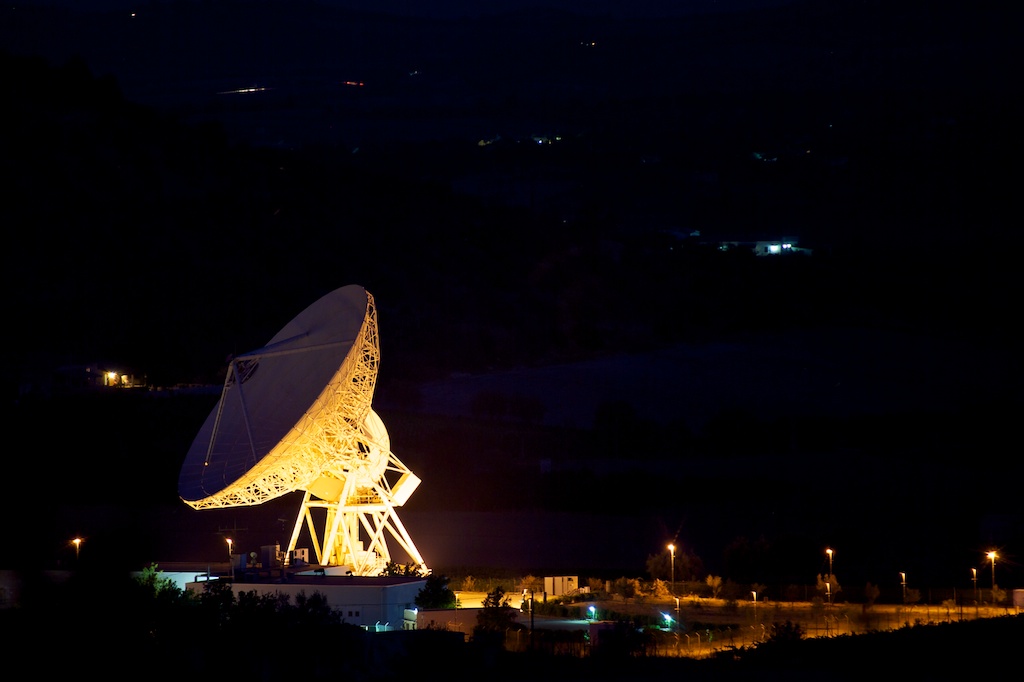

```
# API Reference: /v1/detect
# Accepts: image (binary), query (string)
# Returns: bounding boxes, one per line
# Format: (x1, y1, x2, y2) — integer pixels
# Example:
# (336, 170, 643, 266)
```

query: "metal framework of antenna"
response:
(178, 286, 428, 576)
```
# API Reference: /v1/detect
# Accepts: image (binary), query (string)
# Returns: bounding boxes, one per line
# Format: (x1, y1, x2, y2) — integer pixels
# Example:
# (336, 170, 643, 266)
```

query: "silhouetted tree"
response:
(817, 573, 841, 601)
(645, 545, 703, 582)
(473, 586, 521, 648)
(649, 579, 670, 598)
(863, 582, 880, 608)
(767, 620, 805, 643)
(415, 573, 456, 609)
(379, 561, 426, 577)
(612, 577, 642, 600)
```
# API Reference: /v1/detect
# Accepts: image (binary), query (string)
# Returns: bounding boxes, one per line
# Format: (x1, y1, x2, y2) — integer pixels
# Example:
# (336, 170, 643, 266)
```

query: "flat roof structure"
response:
(183, 571, 427, 631)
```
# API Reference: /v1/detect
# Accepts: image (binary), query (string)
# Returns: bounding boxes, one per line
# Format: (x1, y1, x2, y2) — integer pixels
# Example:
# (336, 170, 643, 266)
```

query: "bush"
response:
(767, 620, 804, 643)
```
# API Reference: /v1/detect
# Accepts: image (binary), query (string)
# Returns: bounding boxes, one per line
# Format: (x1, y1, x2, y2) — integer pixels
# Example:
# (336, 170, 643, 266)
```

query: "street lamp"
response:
(900, 572, 907, 603)
(667, 543, 675, 595)
(72, 537, 82, 561)
(972, 568, 978, 603)
(825, 548, 834, 604)
(987, 551, 997, 592)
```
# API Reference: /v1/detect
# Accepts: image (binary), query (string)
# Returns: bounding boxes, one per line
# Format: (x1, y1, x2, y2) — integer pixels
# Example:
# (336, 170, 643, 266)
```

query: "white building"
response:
(182, 572, 427, 631)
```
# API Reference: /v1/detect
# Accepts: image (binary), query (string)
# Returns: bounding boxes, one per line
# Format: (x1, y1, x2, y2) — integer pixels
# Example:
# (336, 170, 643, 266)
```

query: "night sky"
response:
(5, 1, 1022, 593)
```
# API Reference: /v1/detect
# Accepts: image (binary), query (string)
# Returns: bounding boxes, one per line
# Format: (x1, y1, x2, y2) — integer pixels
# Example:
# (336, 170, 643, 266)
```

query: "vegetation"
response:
(3, 563, 1019, 680)
(415, 572, 458, 609)
(379, 561, 428, 577)
(473, 586, 524, 649)
(3, 564, 367, 676)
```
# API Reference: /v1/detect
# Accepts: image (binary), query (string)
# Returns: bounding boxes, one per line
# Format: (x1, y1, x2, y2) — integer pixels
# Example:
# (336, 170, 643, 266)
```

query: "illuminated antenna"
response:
(178, 285, 427, 576)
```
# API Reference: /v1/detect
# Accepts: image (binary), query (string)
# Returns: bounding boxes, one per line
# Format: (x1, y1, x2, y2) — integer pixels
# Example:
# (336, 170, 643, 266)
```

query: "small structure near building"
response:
(545, 575, 584, 597)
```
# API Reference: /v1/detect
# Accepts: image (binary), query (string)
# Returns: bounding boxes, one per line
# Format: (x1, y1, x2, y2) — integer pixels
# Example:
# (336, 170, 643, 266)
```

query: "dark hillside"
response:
(8, 43, 1020, 384)
(4, 2, 1021, 582)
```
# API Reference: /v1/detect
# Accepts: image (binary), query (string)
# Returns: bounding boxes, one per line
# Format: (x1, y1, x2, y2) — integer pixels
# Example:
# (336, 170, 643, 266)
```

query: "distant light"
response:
(218, 86, 270, 95)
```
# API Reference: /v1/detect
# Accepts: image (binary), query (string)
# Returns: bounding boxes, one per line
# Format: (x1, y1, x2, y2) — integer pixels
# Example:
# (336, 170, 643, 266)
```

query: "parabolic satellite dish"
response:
(178, 285, 427, 576)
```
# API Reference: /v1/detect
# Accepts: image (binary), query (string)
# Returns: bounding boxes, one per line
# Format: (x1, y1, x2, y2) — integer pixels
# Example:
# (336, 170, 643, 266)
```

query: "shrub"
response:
(767, 620, 804, 643)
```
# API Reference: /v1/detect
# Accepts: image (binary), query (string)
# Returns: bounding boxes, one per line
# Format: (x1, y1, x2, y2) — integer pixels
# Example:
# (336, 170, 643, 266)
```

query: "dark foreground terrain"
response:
(3, 583, 1020, 681)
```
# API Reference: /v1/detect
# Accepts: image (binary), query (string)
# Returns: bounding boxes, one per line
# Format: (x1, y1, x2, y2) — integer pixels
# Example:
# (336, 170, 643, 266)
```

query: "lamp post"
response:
(667, 544, 676, 595)
(972, 568, 978, 603)
(900, 572, 907, 603)
(72, 537, 82, 561)
(525, 590, 534, 644)
(987, 551, 997, 603)
(752, 591, 757, 622)
(825, 548, 834, 604)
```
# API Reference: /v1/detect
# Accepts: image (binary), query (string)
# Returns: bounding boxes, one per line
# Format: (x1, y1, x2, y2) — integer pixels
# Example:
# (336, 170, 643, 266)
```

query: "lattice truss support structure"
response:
(181, 291, 427, 576)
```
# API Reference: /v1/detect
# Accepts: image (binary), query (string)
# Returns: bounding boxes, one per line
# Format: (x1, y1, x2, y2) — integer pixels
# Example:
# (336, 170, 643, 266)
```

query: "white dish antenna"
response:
(178, 285, 427, 576)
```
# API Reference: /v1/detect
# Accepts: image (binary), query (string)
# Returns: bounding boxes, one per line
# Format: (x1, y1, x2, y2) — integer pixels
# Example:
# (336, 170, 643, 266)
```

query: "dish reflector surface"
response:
(178, 285, 370, 503)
